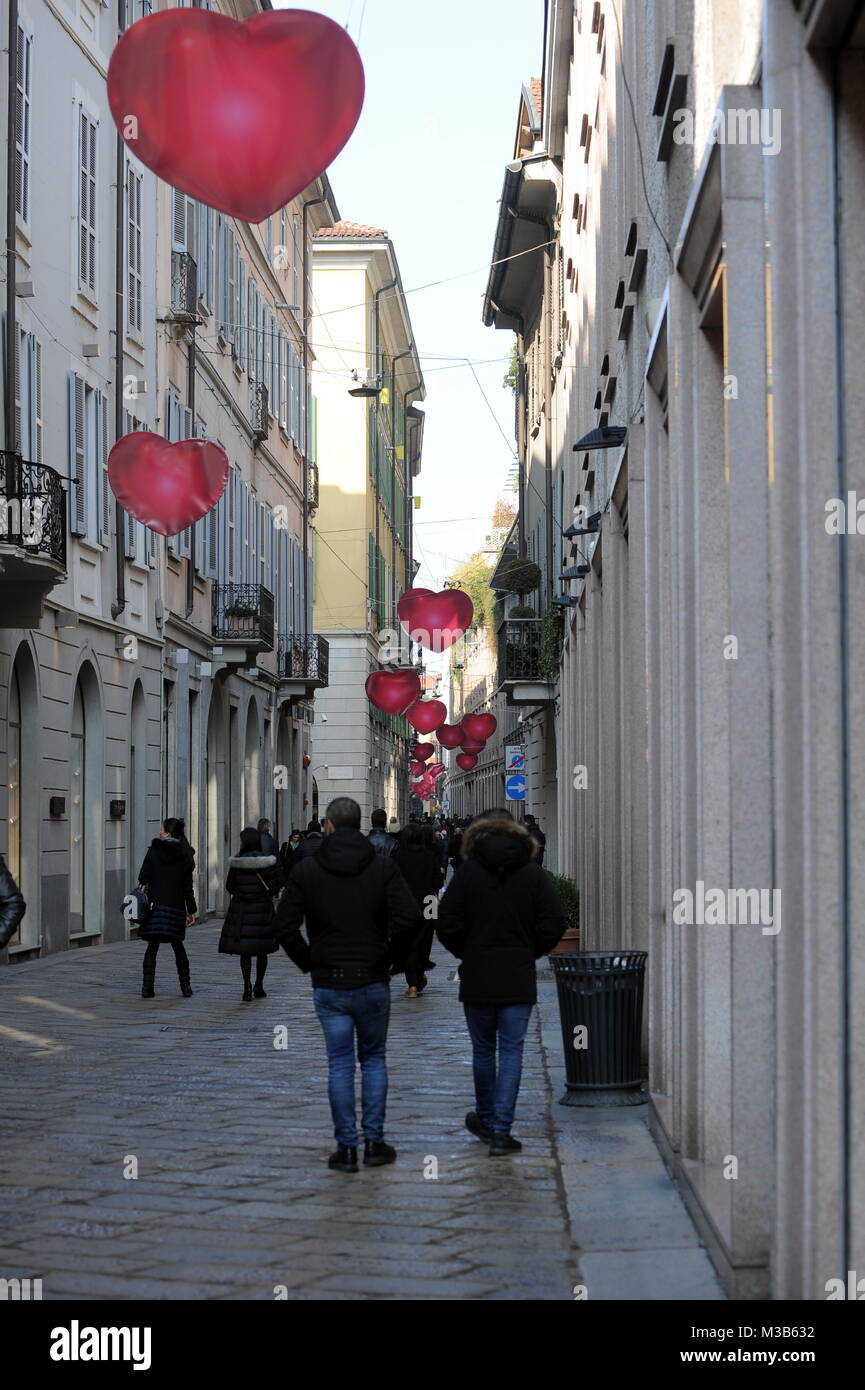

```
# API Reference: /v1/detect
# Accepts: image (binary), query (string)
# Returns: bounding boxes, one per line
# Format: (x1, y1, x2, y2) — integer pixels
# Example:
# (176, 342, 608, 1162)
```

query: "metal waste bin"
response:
(549, 950, 647, 1106)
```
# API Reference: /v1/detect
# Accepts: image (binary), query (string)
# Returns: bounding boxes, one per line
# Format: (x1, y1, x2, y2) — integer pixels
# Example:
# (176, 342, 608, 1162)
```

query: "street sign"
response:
(505, 774, 526, 801)
(505, 744, 526, 772)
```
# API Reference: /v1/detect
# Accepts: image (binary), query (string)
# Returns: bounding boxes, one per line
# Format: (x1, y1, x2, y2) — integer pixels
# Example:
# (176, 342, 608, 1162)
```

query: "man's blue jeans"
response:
(463, 1003, 533, 1135)
(313, 982, 391, 1147)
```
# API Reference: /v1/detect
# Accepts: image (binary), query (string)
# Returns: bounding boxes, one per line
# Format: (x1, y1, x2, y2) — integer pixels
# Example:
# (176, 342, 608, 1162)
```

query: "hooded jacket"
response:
(367, 827, 399, 858)
(219, 853, 284, 956)
(0, 854, 25, 949)
(137, 837, 197, 942)
(292, 831, 324, 864)
(436, 818, 565, 1004)
(273, 827, 421, 988)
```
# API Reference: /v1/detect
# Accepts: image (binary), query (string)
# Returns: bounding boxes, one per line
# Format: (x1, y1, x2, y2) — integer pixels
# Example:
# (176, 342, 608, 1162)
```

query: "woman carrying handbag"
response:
(219, 827, 283, 1000)
(137, 817, 198, 998)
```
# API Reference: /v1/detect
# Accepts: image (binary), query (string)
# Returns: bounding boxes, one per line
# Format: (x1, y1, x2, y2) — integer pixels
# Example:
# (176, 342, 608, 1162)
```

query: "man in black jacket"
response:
(292, 819, 324, 863)
(0, 853, 26, 949)
(367, 808, 399, 858)
(437, 810, 565, 1156)
(274, 796, 420, 1174)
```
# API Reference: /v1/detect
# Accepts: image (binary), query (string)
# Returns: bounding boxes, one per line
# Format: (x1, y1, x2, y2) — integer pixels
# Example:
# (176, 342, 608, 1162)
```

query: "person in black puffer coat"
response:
(395, 822, 443, 998)
(0, 853, 26, 950)
(219, 827, 283, 1000)
(137, 817, 198, 998)
(437, 809, 565, 1157)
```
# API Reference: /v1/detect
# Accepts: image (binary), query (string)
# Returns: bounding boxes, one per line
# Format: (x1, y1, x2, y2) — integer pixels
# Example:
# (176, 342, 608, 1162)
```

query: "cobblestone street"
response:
(0, 924, 579, 1300)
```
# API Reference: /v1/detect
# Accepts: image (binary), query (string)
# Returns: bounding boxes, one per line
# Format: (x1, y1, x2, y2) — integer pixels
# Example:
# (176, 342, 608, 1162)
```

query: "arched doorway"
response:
(275, 706, 295, 845)
(70, 663, 103, 939)
(128, 682, 148, 912)
(205, 689, 226, 914)
(7, 646, 39, 948)
(242, 698, 261, 828)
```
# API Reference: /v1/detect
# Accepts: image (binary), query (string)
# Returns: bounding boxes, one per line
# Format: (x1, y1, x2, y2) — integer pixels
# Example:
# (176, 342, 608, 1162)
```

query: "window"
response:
(165, 388, 193, 554)
(15, 26, 32, 225)
(68, 373, 109, 543)
(263, 309, 274, 415)
(78, 109, 97, 294)
(233, 246, 245, 366)
(15, 327, 42, 463)
(121, 410, 151, 564)
(126, 165, 143, 334)
(292, 213, 301, 311)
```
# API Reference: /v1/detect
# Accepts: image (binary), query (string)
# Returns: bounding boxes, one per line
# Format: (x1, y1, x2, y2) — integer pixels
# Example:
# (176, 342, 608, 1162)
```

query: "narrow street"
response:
(0, 926, 579, 1300)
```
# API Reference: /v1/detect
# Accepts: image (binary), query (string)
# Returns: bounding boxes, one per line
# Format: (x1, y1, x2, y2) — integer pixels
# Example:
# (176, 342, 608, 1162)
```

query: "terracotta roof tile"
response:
(530, 77, 542, 126)
(315, 220, 388, 240)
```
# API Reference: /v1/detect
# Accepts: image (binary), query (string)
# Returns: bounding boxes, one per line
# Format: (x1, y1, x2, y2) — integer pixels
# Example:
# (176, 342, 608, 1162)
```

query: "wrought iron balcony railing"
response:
(308, 461, 319, 512)
(280, 633, 329, 689)
(212, 582, 274, 651)
(170, 250, 198, 321)
(0, 452, 67, 568)
(498, 618, 544, 684)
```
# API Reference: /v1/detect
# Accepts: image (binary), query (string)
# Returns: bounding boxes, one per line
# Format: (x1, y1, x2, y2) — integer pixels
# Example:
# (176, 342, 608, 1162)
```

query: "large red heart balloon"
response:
(437, 723, 464, 750)
(456, 753, 478, 771)
(108, 432, 229, 536)
(461, 713, 498, 741)
(412, 743, 434, 762)
(409, 760, 428, 778)
(428, 762, 446, 778)
(459, 736, 486, 755)
(397, 588, 474, 653)
(404, 699, 447, 734)
(107, 11, 364, 222)
(365, 669, 420, 716)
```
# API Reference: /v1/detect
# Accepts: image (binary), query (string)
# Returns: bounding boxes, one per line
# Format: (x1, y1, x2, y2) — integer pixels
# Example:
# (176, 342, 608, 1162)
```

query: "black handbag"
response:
(123, 886, 151, 925)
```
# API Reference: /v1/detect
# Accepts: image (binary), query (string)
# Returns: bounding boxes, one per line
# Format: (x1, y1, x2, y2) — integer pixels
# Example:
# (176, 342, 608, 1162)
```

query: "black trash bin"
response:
(549, 950, 647, 1106)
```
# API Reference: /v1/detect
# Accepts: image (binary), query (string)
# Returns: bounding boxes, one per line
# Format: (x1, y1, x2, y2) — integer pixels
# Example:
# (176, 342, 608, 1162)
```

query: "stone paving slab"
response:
(0, 924, 579, 1301)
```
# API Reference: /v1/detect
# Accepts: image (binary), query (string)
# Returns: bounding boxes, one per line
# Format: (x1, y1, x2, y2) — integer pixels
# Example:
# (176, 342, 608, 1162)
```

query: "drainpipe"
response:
(301, 193, 325, 648)
(390, 346, 413, 626)
(543, 244, 554, 605)
(111, 13, 127, 619)
(402, 381, 422, 602)
(516, 329, 527, 559)
(4, 0, 18, 457)
(184, 328, 195, 617)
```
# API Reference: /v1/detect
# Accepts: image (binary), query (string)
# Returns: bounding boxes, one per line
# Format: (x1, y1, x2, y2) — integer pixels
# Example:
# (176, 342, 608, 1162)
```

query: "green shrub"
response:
(545, 872, 579, 939)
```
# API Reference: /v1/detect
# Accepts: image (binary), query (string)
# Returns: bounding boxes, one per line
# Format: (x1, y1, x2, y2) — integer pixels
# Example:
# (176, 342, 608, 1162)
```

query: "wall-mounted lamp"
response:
(552, 595, 579, 608)
(16, 280, 35, 298)
(53, 607, 78, 629)
(110, 799, 126, 819)
(563, 511, 602, 537)
(560, 565, 590, 580)
(82, 344, 101, 358)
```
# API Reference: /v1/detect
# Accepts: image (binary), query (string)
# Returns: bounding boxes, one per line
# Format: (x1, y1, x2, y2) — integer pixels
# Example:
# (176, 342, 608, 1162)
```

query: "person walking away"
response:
(367, 808, 399, 858)
(0, 853, 26, 950)
(437, 809, 565, 1155)
(257, 818, 279, 860)
(274, 796, 420, 1174)
(219, 827, 284, 1000)
(293, 819, 324, 863)
(395, 822, 443, 998)
(522, 814, 546, 867)
(138, 817, 198, 998)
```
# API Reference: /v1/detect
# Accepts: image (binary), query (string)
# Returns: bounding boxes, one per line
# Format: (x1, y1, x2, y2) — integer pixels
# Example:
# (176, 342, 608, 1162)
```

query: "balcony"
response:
(278, 633, 330, 697)
(212, 582, 274, 655)
(0, 453, 67, 627)
(496, 618, 555, 705)
(308, 461, 320, 514)
(170, 250, 198, 322)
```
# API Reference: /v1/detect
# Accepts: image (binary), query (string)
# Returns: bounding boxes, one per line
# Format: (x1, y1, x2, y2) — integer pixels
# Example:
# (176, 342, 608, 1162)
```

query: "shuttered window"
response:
(15, 26, 32, 225)
(78, 109, 97, 295)
(127, 165, 143, 334)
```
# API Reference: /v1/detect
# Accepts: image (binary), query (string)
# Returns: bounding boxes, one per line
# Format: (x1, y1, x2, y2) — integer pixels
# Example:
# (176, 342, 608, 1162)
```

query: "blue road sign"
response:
(505, 774, 526, 801)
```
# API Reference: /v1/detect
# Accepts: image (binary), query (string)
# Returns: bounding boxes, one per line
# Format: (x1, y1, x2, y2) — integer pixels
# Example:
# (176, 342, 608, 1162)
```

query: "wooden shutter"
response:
(68, 372, 86, 535)
(234, 249, 244, 366)
(78, 109, 97, 293)
(98, 392, 111, 545)
(15, 27, 32, 224)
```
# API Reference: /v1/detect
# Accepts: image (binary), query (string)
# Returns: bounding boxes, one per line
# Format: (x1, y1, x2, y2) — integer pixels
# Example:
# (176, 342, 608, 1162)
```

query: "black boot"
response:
(176, 959, 193, 998)
(327, 1145, 358, 1174)
(363, 1139, 397, 1167)
(142, 950, 156, 998)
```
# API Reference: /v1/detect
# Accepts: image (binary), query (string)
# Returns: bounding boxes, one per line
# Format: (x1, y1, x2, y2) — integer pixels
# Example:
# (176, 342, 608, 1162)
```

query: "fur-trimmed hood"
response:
(227, 854, 277, 870)
(461, 817, 537, 876)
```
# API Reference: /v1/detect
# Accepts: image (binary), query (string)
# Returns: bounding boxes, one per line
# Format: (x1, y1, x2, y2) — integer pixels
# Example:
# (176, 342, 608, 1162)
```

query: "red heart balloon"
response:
(411, 743, 434, 762)
(459, 736, 486, 755)
(461, 713, 498, 741)
(437, 723, 464, 750)
(404, 699, 447, 734)
(409, 760, 428, 778)
(365, 669, 420, 716)
(456, 752, 478, 771)
(108, 432, 229, 537)
(108, 11, 364, 222)
(428, 762, 446, 778)
(397, 588, 474, 653)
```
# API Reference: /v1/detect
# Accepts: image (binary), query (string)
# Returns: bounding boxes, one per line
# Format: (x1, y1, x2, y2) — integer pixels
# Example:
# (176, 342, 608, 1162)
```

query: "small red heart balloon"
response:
(409, 760, 428, 778)
(459, 736, 486, 755)
(428, 762, 446, 778)
(461, 713, 498, 741)
(365, 669, 420, 716)
(411, 743, 434, 762)
(397, 588, 474, 653)
(108, 432, 229, 536)
(108, 10, 364, 222)
(456, 752, 478, 771)
(437, 723, 464, 750)
(404, 699, 447, 734)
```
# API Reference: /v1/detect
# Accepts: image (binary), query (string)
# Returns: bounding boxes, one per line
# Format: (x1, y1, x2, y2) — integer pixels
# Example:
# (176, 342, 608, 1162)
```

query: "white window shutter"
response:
(33, 336, 42, 464)
(99, 393, 111, 545)
(68, 372, 86, 536)
(234, 250, 244, 366)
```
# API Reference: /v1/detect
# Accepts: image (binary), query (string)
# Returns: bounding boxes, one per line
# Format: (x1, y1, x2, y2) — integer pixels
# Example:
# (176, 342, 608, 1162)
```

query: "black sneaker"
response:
(363, 1140, 397, 1167)
(489, 1133, 522, 1156)
(327, 1145, 358, 1174)
(465, 1110, 493, 1143)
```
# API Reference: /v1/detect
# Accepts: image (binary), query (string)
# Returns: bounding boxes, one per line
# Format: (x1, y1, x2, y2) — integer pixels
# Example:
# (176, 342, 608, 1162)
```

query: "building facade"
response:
(0, 0, 338, 957)
(482, 0, 865, 1299)
(309, 222, 425, 828)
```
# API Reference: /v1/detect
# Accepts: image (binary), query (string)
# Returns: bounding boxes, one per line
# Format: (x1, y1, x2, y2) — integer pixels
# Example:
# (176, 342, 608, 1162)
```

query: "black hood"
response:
(463, 818, 536, 877)
(317, 828, 376, 877)
(148, 837, 186, 864)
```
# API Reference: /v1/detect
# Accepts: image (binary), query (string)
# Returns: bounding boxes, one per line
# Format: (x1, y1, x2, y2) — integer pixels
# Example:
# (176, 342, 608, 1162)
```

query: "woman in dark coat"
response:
(137, 817, 198, 998)
(219, 827, 283, 1000)
(395, 822, 443, 998)
(437, 810, 565, 1154)
(0, 853, 26, 949)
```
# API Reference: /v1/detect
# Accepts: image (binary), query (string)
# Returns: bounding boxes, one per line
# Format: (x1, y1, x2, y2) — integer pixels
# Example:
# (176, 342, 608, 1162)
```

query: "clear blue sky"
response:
(280, 0, 544, 589)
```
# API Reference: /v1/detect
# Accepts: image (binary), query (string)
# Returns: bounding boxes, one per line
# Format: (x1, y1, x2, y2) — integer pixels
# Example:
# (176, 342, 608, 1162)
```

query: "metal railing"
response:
(0, 452, 67, 568)
(212, 582, 274, 650)
(498, 618, 544, 683)
(170, 250, 198, 320)
(280, 633, 329, 688)
(308, 461, 320, 512)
